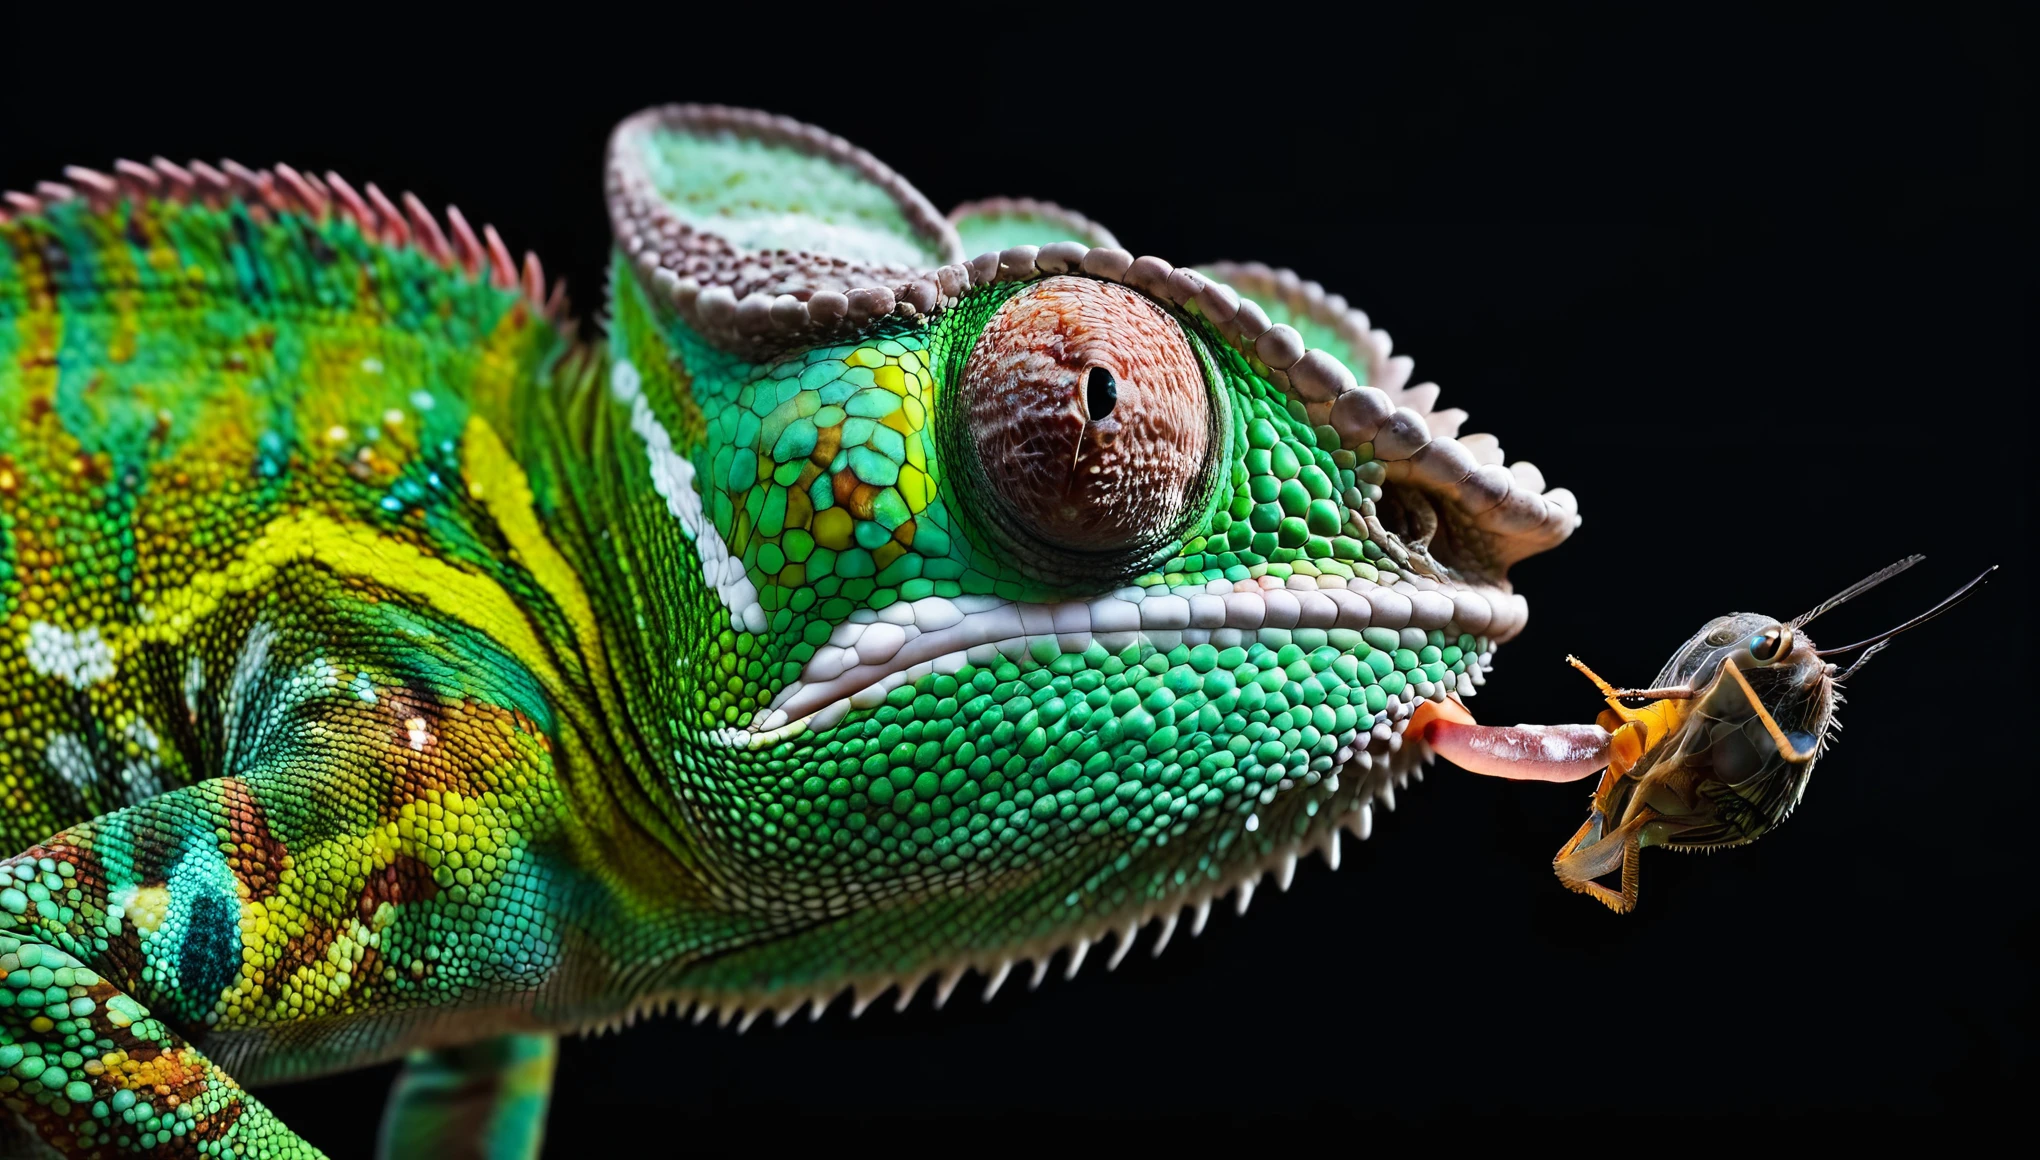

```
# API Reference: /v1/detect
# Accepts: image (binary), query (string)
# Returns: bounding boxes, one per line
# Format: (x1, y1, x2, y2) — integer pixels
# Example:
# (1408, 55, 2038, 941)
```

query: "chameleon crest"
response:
(0, 104, 1576, 1156)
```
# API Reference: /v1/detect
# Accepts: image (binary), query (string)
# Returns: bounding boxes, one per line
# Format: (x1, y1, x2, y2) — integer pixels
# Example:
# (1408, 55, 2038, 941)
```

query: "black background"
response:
(3, 7, 2027, 1149)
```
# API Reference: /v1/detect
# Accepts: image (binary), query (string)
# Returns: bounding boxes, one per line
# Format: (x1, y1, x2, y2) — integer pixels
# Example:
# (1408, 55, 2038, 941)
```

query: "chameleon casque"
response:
(0, 103, 1598, 1157)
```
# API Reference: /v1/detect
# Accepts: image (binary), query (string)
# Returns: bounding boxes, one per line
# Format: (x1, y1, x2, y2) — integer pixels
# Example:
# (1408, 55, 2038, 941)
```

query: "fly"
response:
(1417, 557, 1997, 912)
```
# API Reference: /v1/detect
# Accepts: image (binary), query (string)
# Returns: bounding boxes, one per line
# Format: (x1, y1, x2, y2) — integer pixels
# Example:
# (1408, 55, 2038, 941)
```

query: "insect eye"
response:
(1748, 627, 1789, 662)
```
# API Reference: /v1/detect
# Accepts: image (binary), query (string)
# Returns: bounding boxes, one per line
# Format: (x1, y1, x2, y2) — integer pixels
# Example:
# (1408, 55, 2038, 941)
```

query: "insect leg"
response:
(1607, 684, 1697, 701)
(1553, 809, 1606, 866)
(1720, 663, 1820, 763)
(1565, 654, 1623, 700)
(1552, 807, 1659, 914)
(1567, 656, 1689, 717)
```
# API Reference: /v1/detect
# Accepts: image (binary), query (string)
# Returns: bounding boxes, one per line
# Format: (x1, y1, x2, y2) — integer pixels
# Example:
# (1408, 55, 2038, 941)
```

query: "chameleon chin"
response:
(0, 105, 1994, 1157)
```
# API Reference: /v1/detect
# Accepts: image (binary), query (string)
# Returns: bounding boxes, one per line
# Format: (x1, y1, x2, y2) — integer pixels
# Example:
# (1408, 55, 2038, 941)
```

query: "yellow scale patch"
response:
(791, 343, 934, 581)
(459, 415, 607, 684)
(64, 427, 601, 1025)
(214, 785, 542, 1027)
(119, 507, 567, 696)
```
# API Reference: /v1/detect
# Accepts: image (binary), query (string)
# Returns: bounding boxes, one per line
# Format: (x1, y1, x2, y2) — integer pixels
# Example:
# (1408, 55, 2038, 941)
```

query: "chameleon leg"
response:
(0, 635, 569, 1159)
(377, 1034, 557, 1160)
(0, 928, 321, 1157)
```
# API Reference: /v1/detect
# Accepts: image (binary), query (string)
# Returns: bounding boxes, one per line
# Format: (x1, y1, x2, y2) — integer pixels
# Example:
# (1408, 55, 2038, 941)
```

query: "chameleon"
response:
(0, 103, 1583, 1157)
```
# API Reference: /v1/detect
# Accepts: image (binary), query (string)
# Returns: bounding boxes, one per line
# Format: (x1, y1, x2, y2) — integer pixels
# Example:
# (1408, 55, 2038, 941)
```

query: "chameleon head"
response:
(591, 105, 1581, 1015)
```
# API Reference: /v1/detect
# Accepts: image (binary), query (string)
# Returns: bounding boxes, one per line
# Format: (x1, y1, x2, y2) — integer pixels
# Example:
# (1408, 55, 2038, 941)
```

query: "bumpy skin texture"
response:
(0, 105, 1576, 1157)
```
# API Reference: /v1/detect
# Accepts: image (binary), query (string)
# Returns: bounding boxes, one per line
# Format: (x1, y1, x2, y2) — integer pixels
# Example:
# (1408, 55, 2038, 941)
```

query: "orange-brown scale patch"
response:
(831, 471, 882, 521)
(357, 854, 440, 924)
(218, 778, 291, 903)
(809, 425, 841, 471)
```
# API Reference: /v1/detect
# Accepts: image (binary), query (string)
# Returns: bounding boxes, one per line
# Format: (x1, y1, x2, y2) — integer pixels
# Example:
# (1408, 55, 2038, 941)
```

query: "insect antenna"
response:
(1791, 555, 1924, 628)
(1831, 639, 1893, 682)
(1816, 564, 1999, 680)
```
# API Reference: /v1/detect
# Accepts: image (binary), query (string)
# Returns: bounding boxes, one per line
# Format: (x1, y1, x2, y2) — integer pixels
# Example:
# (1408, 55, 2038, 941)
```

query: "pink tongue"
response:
(1422, 720, 1612, 783)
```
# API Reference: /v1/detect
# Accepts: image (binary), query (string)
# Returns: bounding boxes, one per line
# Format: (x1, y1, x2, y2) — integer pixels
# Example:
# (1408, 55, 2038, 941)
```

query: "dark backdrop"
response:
(3, 8, 2027, 1148)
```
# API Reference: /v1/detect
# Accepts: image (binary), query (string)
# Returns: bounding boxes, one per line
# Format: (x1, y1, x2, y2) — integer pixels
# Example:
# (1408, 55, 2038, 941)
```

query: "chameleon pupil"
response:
(1085, 366, 1117, 420)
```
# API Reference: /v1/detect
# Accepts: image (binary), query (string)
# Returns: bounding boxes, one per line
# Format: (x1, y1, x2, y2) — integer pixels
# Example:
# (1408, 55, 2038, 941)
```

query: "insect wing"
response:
(1656, 662, 1825, 850)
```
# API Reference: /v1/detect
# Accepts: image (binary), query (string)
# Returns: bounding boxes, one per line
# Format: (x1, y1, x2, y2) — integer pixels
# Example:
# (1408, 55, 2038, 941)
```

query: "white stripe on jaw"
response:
(612, 356, 769, 635)
(752, 574, 1524, 737)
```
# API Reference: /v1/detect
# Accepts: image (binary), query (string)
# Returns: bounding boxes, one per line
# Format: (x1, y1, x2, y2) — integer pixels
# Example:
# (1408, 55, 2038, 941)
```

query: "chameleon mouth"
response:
(748, 571, 1526, 742)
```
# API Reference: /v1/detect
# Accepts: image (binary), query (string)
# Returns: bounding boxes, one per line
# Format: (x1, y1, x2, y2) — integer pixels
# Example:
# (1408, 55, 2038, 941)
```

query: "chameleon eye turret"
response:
(953, 275, 1217, 568)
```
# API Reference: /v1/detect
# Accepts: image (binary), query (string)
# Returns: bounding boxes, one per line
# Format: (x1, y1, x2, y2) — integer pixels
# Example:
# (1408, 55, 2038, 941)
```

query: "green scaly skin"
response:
(0, 107, 1573, 1157)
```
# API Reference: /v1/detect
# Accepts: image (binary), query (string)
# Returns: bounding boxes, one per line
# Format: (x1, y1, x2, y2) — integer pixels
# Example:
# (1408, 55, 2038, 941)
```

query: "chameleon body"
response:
(0, 105, 1578, 1157)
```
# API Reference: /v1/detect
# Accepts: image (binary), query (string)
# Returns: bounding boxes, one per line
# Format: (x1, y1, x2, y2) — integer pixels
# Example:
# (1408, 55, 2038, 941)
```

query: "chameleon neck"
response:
(496, 267, 797, 982)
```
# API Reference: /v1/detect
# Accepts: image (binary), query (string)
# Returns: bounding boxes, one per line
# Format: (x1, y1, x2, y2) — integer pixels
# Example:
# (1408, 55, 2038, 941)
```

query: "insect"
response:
(1421, 557, 1996, 911)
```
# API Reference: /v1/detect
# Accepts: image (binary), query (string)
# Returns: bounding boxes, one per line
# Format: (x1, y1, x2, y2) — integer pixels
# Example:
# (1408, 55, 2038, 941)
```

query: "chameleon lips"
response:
(751, 573, 1525, 737)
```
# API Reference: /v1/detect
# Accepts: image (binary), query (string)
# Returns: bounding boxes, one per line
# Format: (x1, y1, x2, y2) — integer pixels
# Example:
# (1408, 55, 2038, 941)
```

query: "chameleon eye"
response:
(1748, 626, 1790, 662)
(956, 276, 1211, 557)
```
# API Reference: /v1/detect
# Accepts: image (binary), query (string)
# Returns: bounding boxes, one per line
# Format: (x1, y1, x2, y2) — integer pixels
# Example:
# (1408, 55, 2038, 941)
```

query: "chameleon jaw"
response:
(585, 712, 1443, 1036)
(677, 583, 1508, 1026)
